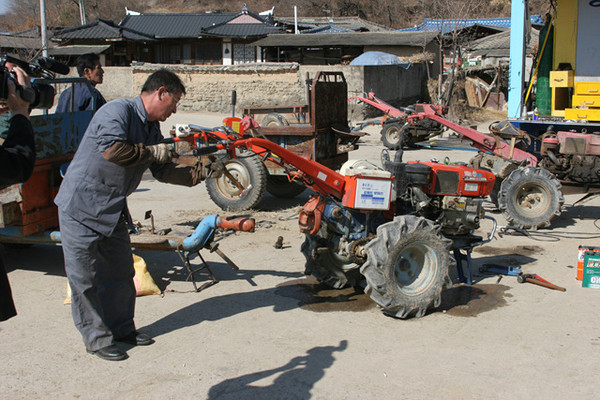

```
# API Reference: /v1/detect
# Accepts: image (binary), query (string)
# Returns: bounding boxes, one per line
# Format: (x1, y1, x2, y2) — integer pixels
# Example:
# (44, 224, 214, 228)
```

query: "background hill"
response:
(1, 0, 551, 33)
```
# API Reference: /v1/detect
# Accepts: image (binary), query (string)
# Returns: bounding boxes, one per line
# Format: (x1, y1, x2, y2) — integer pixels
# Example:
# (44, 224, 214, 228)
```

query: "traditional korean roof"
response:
(53, 19, 154, 42)
(119, 10, 280, 39)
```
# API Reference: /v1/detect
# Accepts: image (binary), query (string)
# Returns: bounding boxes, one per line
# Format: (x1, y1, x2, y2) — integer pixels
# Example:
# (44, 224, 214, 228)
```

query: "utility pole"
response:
(79, 0, 87, 25)
(40, 0, 48, 57)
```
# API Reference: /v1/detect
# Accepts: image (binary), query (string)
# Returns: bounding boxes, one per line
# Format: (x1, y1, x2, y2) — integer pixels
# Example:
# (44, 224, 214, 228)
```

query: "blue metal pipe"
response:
(179, 214, 218, 252)
(0, 215, 222, 253)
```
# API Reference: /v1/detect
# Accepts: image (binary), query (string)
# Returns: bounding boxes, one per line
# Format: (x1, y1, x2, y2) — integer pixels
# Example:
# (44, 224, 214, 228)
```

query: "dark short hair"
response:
(141, 69, 186, 96)
(76, 53, 100, 77)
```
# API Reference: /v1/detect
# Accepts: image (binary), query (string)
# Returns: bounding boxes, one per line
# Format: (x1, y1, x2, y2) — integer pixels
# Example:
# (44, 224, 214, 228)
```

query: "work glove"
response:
(147, 143, 176, 164)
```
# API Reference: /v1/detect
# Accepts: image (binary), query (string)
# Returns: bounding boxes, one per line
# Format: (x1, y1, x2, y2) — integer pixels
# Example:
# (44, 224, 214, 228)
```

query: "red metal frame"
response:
(172, 123, 495, 202)
(348, 92, 406, 118)
(349, 93, 536, 166)
(405, 104, 539, 166)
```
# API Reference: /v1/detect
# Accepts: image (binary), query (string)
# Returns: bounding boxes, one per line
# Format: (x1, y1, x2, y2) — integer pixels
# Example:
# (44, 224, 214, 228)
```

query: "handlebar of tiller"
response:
(193, 145, 221, 156)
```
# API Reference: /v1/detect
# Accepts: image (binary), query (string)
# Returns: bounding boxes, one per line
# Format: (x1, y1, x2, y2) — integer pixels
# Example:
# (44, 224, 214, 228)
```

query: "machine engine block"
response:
(540, 154, 600, 183)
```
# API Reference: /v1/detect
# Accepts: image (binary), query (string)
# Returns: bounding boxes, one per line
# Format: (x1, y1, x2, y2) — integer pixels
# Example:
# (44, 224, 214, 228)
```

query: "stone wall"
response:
(131, 63, 304, 114)
(63, 62, 428, 121)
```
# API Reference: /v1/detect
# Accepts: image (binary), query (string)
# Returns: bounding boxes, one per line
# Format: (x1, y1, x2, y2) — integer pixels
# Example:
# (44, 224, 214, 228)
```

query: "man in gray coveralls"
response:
(55, 69, 222, 361)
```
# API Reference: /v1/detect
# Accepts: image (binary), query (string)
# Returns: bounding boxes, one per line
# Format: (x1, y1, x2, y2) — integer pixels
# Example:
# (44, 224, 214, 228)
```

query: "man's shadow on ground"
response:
(207, 340, 348, 400)
(140, 278, 355, 339)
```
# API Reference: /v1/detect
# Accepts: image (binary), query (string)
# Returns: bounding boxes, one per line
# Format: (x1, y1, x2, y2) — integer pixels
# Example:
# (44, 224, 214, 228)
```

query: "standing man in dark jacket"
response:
(55, 69, 222, 361)
(55, 53, 106, 113)
(0, 66, 35, 322)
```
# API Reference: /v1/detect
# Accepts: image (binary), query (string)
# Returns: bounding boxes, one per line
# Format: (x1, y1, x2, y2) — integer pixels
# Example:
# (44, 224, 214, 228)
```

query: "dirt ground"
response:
(1, 112, 599, 399)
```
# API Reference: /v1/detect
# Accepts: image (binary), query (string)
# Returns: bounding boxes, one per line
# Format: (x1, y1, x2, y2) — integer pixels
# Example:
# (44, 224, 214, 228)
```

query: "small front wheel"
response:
(380, 122, 406, 150)
(205, 149, 267, 211)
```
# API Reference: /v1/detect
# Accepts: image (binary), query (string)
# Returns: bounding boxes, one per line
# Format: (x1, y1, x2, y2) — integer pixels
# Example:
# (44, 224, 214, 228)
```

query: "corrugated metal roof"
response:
(275, 16, 392, 32)
(467, 29, 539, 57)
(0, 35, 55, 50)
(400, 15, 544, 34)
(301, 24, 352, 34)
(252, 31, 438, 47)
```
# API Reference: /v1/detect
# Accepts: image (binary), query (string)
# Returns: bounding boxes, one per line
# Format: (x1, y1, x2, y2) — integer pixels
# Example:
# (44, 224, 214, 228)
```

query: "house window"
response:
(153, 44, 182, 64)
(169, 46, 181, 64)
(154, 44, 166, 63)
(196, 43, 222, 65)
(233, 44, 255, 64)
(152, 44, 175, 63)
(183, 44, 192, 64)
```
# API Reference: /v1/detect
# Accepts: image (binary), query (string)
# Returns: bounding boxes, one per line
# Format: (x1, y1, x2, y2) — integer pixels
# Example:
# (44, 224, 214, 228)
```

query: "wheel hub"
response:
(516, 184, 549, 215)
(215, 163, 249, 199)
(393, 243, 438, 296)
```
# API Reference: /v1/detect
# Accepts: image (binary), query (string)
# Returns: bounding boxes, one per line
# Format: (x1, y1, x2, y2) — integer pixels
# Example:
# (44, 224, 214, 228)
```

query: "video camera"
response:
(0, 55, 70, 109)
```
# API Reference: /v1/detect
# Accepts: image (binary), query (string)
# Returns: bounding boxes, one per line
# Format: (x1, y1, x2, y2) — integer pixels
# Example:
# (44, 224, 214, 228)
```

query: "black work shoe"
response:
(87, 344, 127, 361)
(115, 331, 154, 346)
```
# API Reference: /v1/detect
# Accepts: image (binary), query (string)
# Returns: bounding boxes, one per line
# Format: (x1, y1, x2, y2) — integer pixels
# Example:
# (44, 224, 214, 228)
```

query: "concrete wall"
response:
(63, 62, 427, 121)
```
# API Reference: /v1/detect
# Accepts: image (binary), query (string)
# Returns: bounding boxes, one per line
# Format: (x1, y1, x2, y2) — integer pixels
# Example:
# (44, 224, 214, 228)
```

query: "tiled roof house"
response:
(51, 6, 281, 66)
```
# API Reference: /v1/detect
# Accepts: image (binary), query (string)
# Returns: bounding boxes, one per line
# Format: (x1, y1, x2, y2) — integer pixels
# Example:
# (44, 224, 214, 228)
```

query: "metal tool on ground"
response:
(479, 264, 522, 276)
(517, 273, 566, 291)
(274, 236, 284, 249)
(144, 210, 155, 234)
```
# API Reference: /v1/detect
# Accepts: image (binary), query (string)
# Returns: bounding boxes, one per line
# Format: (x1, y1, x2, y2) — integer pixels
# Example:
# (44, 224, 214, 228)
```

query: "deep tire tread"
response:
(380, 122, 404, 150)
(497, 167, 564, 229)
(360, 216, 454, 319)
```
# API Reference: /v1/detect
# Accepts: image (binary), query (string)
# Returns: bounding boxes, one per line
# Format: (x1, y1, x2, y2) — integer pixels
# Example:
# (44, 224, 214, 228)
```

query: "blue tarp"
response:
(350, 51, 412, 68)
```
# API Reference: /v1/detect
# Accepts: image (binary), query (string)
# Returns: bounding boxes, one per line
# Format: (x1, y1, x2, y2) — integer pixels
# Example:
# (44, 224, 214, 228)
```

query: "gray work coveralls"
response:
(55, 96, 165, 351)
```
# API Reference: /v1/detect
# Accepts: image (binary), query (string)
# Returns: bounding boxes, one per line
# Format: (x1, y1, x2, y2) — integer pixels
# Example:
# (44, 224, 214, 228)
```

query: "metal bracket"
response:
(175, 243, 240, 292)
(479, 264, 522, 276)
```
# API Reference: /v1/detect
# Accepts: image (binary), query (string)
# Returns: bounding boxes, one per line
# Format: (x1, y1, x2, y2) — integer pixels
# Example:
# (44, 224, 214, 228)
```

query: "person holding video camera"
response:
(55, 53, 106, 113)
(0, 65, 35, 322)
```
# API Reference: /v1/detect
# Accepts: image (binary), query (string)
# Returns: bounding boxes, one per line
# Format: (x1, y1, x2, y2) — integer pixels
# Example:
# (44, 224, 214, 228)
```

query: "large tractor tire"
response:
(301, 226, 361, 289)
(361, 215, 454, 319)
(497, 166, 563, 229)
(266, 174, 306, 198)
(205, 149, 267, 211)
(380, 122, 407, 150)
(489, 177, 502, 208)
(261, 112, 289, 127)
